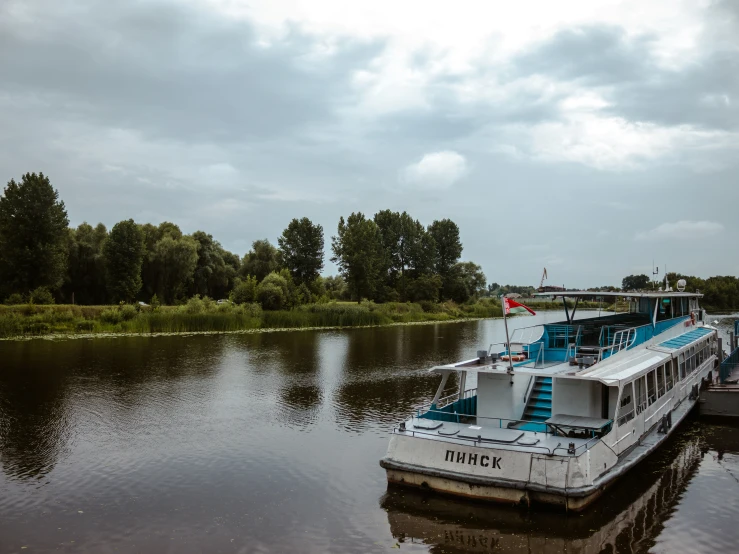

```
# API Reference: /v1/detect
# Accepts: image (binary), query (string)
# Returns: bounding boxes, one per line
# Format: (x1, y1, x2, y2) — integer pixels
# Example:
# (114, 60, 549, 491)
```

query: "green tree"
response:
(446, 262, 487, 302)
(29, 286, 55, 305)
(63, 222, 108, 304)
(241, 239, 281, 281)
(103, 219, 145, 302)
(140, 222, 183, 300)
(428, 219, 463, 300)
(256, 272, 289, 310)
(0, 172, 69, 296)
(191, 231, 230, 298)
(324, 275, 348, 300)
(622, 274, 651, 291)
(374, 210, 431, 300)
(230, 276, 258, 304)
(221, 249, 241, 297)
(278, 217, 324, 285)
(153, 235, 199, 304)
(331, 213, 384, 302)
(406, 274, 443, 302)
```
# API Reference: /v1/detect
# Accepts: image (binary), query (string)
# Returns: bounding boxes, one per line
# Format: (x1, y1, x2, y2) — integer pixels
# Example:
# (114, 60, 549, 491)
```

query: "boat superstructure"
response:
(380, 291, 719, 511)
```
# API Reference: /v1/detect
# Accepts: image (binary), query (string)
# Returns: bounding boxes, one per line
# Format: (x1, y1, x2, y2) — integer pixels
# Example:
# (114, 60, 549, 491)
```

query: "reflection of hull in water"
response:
(382, 430, 703, 553)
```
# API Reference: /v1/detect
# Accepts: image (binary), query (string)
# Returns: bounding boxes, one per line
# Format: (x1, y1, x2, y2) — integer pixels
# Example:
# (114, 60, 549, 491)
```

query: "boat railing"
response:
(523, 376, 535, 404)
(509, 324, 545, 345)
(574, 327, 638, 364)
(417, 388, 478, 414)
(720, 345, 739, 383)
(394, 413, 605, 457)
(599, 327, 637, 360)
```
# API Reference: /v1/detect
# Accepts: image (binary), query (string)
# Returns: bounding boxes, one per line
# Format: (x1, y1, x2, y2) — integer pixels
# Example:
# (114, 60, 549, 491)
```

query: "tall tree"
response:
(428, 219, 463, 300)
(241, 239, 281, 281)
(103, 219, 145, 302)
(63, 222, 108, 304)
(153, 235, 199, 304)
(139, 222, 187, 301)
(191, 231, 229, 298)
(622, 274, 651, 291)
(220, 249, 241, 298)
(331, 213, 384, 302)
(0, 172, 69, 297)
(278, 217, 324, 285)
(445, 262, 487, 303)
(374, 210, 432, 300)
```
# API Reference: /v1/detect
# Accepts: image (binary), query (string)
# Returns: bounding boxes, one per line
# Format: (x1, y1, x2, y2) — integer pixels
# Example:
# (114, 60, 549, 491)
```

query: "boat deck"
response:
(405, 418, 593, 456)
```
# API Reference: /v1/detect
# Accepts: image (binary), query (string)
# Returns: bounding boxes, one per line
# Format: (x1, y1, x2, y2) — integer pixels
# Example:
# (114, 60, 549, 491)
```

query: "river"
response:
(1, 312, 738, 553)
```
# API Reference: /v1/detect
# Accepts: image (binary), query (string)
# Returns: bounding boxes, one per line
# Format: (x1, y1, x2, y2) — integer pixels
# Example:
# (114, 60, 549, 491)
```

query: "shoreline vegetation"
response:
(0, 298, 603, 340)
(4, 174, 735, 343)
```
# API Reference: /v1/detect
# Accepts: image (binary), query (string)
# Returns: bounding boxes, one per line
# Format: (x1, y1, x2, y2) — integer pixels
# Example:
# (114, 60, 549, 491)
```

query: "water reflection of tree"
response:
(381, 421, 710, 554)
(333, 324, 475, 428)
(237, 331, 323, 426)
(0, 342, 71, 479)
(0, 336, 226, 480)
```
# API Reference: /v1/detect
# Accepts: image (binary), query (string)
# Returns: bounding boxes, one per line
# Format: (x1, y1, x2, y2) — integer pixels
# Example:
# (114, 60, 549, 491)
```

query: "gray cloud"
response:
(0, 0, 737, 286)
(0, 0, 379, 143)
(511, 21, 739, 131)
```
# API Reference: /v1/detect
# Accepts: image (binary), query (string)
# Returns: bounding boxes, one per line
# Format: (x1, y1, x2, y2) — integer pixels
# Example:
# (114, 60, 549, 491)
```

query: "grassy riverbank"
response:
(0, 298, 599, 339)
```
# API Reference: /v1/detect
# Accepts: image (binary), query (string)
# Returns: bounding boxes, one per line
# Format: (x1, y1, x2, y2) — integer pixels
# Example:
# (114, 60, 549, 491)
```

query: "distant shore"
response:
(0, 299, 603, 340)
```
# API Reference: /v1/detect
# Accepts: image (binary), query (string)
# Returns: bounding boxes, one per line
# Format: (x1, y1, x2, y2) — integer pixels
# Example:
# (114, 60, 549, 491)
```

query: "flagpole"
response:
(503, 297, 514, 374)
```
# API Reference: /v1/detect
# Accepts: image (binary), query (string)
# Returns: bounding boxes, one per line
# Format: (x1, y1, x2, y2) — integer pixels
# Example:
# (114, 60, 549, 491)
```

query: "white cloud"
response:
(508, 114, 739, 171)
(634, 220, 724, 241)
(400, 151, 468, 189)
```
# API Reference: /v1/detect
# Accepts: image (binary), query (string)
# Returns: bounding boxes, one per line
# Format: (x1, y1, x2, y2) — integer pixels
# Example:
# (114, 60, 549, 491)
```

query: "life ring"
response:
(501, 354, 526, 362)
(690, 312, 696, 325)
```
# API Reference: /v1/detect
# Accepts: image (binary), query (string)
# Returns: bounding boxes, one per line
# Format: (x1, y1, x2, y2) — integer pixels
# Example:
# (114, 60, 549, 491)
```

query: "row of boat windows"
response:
(616, 338, 713, 426)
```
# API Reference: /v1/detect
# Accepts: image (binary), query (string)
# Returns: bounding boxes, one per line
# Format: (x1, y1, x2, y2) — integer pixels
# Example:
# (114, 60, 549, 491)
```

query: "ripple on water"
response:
(1, 323, 739, 554)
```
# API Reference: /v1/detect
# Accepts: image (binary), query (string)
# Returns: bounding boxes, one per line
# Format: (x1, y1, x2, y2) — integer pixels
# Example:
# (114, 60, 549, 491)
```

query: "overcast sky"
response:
(1, 0, 737, 287)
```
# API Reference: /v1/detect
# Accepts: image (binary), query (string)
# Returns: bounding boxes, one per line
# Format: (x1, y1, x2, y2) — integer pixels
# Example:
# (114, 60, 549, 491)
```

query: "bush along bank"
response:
(0, 297, 504, 339)
(0, 297, 603, 339)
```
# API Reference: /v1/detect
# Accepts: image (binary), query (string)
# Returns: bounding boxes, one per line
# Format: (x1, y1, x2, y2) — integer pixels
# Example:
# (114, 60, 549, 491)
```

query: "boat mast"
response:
(503, 297, 514, 374)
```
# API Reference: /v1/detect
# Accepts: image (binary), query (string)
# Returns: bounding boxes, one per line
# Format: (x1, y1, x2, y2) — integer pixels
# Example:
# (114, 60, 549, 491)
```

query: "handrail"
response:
(523, 376, 535, 404)
(417, 388, 477, 415)
(533, 341, 545, 367)
(645, 398, 671, 424)
(509, 325, 545, 345)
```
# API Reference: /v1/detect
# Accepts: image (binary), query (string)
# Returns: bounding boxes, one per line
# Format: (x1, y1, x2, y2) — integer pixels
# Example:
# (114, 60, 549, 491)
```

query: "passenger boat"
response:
(380, 289, 719, 511)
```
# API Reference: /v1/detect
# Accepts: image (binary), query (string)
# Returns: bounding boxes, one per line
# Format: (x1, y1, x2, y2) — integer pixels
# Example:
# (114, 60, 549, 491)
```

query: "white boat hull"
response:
(381, 360, 715, 511)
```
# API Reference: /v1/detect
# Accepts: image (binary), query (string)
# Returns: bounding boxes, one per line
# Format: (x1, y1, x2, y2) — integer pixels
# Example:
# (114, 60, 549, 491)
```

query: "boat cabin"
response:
(414, 291, 716, 452)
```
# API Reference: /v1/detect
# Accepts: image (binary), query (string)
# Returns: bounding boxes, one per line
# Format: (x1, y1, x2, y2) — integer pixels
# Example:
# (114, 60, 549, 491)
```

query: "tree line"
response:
(621, 273, 739, 311)
(0, 172, 487, 307)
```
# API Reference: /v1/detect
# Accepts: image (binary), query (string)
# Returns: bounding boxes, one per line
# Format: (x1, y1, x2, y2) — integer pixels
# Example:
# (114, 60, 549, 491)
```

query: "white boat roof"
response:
(575, 349, 671, 384)
(534, 291, 702, 299)
(432, 324, 716, 386)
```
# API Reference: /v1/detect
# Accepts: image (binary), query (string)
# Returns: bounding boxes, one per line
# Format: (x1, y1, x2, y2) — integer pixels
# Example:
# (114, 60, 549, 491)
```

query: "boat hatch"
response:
(545, 414, 613, 438)
(457, 428, 523, 443)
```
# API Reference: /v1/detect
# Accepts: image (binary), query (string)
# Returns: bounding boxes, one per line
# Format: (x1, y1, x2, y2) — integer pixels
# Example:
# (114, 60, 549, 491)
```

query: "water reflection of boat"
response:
(382, 427, 706, 553)
(381, 290, 719, 510)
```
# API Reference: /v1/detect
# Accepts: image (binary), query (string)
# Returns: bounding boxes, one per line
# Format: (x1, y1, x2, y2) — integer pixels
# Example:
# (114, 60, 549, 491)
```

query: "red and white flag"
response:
(503, 297, 536, 316)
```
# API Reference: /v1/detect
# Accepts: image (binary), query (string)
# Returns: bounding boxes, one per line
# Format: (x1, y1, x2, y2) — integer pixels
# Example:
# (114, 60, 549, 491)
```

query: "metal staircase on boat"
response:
(519, 377, 552, 431)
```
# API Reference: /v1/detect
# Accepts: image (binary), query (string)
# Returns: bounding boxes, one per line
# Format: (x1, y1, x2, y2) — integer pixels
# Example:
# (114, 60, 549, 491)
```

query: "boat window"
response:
(656, 365, 665, 398)
(672, 358, 679, 384)
(647, 370, 656, 405)
(617, 382, 635, 425)
(679, 353, 685, 380)
(635, 377, 647, 414)
(665, 362, 674, 391)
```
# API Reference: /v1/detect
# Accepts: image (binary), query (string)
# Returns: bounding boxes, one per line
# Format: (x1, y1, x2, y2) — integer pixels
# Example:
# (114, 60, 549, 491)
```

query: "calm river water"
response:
(1, 312, 738, 553)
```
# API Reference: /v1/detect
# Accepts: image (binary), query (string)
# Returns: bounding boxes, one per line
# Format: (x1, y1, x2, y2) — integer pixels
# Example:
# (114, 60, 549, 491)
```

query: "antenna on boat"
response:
(652, 261, 659, 290)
